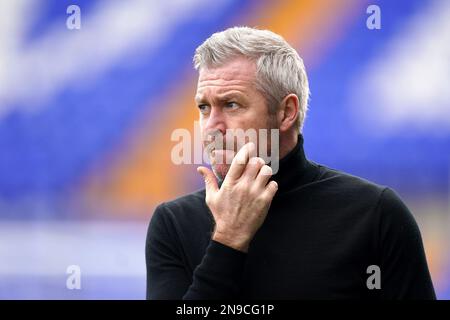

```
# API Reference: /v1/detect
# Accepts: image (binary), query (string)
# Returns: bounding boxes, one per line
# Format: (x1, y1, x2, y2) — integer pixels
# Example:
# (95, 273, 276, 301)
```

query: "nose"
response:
(204, 106, 226, 136)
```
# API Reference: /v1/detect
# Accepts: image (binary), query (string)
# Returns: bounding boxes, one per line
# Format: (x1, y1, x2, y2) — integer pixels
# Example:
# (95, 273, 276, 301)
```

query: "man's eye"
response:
(225, 102, 239, 110)
(198, 104, 210, 113)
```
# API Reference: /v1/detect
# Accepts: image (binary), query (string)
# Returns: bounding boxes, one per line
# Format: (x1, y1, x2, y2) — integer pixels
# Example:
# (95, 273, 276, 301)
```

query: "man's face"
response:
(195, 57, 277, 181)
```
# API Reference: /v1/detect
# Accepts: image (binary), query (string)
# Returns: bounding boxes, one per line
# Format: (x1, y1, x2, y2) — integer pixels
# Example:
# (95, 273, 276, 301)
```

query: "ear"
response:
(278, 94, 299, 133)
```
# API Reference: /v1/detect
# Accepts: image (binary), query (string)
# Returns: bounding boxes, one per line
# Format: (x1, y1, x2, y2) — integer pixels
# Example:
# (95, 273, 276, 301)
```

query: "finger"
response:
(255, 165, 273, 187)
(242, 157, 265, 181)
(197, 166, 219, 194)
(225, 142, 255, 181)
(262, 180, 278, 200)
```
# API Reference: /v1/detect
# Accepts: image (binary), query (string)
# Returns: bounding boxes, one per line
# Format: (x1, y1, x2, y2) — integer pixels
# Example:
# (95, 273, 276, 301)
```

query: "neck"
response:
(278, 131, 299, 159)
(270, 133, 319, 195)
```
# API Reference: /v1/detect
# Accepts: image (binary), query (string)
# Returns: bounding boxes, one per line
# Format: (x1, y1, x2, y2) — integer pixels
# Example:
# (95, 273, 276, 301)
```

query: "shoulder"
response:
(157, 188, 206, 213)
(375, 187, 419, 235)
(314, 163, 419, 238)
(317, 164, 417, 229)
(313, 163, 387, 201)
(150, 188, 209, 228)
(311, 163, 417, 224)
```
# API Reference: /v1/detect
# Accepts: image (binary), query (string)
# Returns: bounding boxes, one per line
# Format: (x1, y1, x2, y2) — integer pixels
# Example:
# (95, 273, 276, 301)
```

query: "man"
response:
(145, 27, 435, 299)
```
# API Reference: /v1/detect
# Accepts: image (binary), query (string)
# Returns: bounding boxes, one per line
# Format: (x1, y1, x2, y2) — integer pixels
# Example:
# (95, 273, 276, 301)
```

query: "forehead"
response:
(196, 57, 257, 97)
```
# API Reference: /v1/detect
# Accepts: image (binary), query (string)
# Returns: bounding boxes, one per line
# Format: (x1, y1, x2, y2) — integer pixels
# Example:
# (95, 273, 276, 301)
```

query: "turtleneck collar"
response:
(270, 134, 319, 195)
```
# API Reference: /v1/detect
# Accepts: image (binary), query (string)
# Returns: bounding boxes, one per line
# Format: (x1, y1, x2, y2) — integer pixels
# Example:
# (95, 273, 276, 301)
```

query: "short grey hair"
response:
(193, 26, 310, 132)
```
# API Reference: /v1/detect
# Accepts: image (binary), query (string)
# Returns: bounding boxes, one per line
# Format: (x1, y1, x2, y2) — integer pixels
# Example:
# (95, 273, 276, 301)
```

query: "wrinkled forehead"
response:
(197, 57, 257, 83)
(196, 58, 257, 97)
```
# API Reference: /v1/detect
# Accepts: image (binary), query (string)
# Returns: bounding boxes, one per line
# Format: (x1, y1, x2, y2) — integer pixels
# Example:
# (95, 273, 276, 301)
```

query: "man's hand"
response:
(197, 142, 278, 253)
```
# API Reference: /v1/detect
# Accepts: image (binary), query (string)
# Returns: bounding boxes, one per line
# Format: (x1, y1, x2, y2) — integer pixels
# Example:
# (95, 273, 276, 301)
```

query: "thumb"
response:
(197, 166, 219, 194)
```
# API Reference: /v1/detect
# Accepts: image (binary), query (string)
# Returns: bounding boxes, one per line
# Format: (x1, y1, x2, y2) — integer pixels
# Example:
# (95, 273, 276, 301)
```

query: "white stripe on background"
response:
(350, 0, 450, 136)
(0, 0, 231, 118)
(0, 220, 148, 277)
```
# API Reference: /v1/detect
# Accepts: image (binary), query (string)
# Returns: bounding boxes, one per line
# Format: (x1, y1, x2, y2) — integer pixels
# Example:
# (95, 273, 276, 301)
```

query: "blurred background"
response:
(0, 0, 449, 299)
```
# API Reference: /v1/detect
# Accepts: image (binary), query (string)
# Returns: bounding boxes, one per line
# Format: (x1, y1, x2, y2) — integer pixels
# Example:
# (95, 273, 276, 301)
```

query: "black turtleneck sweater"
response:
(145, 135, 435, 300)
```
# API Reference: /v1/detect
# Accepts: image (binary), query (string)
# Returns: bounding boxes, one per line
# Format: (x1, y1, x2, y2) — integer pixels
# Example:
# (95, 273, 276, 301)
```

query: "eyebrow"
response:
(195, 92, 246, 104)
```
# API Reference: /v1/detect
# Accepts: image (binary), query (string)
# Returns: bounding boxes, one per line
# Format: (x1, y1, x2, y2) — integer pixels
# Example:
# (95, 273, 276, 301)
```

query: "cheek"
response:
(241, 113, 271, 131)
(199, 116, 207, 130)
(230, 109, 264, 129)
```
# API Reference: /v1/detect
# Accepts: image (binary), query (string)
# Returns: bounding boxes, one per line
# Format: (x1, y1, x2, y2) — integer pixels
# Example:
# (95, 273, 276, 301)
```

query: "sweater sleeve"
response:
(377, 188, 436, 299)
(146, 203, 247, 300)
